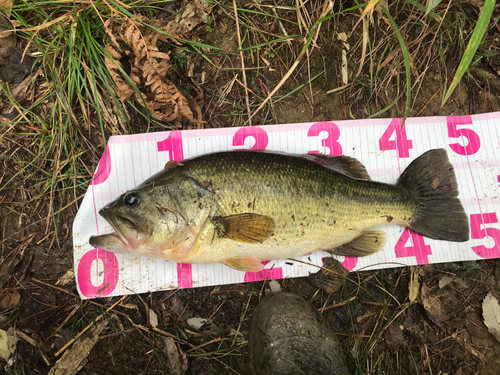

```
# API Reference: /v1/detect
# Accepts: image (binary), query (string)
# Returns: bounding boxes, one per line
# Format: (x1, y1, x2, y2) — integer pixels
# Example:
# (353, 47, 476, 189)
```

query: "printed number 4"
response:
(395, 228, 431, 265)
(471, 213, 500, 258)
(379, 118, 413, 158)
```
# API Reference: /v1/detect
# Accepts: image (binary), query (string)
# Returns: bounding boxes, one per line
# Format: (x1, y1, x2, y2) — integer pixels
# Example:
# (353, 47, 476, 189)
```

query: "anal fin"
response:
(223, 257, 264, 272)
(327, 230, 386, 257)
(212, 213, 275, 243)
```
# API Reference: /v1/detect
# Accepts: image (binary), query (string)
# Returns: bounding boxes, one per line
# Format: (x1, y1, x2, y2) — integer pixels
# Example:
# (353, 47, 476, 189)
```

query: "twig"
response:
(55, 295, 126, 357)
(233, 0, 252, 126)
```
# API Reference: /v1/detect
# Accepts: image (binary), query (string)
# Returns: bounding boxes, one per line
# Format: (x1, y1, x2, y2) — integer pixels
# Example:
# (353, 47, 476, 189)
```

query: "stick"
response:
(233, 0, 252, 126)
(55, 295, 126, 357)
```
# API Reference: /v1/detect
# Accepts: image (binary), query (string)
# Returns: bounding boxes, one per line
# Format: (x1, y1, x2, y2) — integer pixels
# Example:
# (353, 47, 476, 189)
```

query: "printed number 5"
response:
(447, 116, 480, 156)
(471, 213, 500, 258)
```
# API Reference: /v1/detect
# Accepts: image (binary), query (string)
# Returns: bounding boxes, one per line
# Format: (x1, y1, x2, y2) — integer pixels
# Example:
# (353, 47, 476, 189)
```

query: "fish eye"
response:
(124, 192, 140, 207)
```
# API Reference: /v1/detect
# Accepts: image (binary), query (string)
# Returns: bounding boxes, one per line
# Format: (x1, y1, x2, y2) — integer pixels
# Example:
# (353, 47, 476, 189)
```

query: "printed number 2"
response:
(379, 118, 413, 158)
(447, 116, 480, 156)
(395, 228, 431, 264)
(471, 213, 500, 258)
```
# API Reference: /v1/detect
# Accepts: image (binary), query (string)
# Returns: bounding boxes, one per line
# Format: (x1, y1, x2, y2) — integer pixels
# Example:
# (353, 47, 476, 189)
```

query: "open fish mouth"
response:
(89, 208, 153, 252)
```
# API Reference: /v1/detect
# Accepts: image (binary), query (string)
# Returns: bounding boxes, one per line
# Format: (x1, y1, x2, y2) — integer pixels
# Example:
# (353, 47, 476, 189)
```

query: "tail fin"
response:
(397, 149, 469, 242)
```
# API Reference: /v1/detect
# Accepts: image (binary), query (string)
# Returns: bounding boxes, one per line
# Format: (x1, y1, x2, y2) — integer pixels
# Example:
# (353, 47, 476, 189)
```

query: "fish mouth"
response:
(100, 210, 133, 249)
(93, 208, 152, 250)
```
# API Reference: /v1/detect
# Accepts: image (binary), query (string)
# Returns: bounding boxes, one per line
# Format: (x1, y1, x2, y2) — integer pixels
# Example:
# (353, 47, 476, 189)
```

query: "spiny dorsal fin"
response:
(327, 230, 386, 257)
(301, 154, 371, 180)
(212, 213, 275, 244)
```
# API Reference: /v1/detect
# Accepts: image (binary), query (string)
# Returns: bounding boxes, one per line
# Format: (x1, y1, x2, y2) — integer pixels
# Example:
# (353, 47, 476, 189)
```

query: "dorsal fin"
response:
(301, 154, 371, 180)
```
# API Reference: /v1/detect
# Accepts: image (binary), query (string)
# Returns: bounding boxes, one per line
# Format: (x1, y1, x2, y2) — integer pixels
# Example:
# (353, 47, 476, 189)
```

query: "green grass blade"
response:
(380, 4, 412, 119)
(442, 0, 495, 106)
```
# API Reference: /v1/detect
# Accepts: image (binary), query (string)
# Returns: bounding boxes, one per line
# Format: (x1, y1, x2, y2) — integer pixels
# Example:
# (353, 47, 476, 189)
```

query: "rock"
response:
(248, 292, 348, 375)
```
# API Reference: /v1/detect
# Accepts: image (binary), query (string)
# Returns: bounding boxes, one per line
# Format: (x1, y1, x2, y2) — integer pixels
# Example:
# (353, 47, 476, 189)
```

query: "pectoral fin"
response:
(212, 213, 275, 243)
(223, 257, 264, 272)
(327, 230, 386, 257)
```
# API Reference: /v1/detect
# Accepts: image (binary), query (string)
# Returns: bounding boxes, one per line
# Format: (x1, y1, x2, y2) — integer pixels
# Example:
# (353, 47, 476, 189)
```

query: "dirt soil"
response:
(3, 1, 500, 374)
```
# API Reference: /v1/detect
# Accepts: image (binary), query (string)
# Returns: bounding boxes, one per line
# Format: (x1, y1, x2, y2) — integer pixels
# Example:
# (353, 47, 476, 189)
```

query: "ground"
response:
(2, 0, 500, 374)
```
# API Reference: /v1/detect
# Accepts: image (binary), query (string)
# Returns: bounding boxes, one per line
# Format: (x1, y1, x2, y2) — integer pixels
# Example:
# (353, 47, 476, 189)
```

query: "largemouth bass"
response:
(89, 149, 469, 272)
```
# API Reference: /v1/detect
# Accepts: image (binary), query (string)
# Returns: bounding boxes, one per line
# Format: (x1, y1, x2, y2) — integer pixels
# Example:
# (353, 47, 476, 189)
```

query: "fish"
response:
(89, 149, 470, 272)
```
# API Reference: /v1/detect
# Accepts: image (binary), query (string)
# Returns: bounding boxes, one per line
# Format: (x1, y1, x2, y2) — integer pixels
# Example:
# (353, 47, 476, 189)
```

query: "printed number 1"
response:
(157, 131, 184, 161)
(379, 118, 413, 158)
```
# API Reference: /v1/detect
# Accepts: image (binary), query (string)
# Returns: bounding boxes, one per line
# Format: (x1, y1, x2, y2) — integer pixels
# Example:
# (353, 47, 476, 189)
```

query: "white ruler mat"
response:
(73, 113, 500, 299)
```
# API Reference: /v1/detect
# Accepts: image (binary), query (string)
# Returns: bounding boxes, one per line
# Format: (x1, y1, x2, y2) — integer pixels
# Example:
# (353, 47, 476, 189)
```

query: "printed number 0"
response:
(447, 116, 480, 156)
(77, 249, 119, 298)
(471, 213, 500, 258)
(307, 122, 342, 156)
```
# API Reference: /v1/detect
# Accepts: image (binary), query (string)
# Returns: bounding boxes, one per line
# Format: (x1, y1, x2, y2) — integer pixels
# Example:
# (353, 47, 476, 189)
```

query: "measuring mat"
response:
(73, 113, 500, 299)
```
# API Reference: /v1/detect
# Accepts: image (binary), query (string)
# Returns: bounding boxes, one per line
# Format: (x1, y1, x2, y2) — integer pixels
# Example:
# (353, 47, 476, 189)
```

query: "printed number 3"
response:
(471, 213, 500, 258)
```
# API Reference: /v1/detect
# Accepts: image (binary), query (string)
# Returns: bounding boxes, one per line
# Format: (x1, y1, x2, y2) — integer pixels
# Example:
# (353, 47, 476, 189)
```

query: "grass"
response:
(1, 0, 499, 373)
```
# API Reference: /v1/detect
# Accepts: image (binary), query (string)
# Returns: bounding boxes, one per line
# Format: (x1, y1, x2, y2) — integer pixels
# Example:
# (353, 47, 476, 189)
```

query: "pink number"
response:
(77, 249, 119, 298)
(157, 131, 184, 161)
(447, 115, 480, 155)
(307, 121, 342, 156)
(232, 127, 268, 150)
(90, 145, 112, 185)
(394, 228, 431, 264)
(341, 256, 357, 271)
(378, 118, 413, 158)
(177, 263, 193, 288)
(471, 213, 500, 258)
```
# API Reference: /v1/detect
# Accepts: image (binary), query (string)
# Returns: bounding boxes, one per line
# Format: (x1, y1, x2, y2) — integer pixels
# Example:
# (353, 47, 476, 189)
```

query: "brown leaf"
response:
(48, 320, 108, 375)
(0, 0, 13, 17)
(0, 290, 20, 309)
(418, 283, 448, 326)
(384, 323, 404, 351)
(163, 337, 188, 375)
(103, 15, 203, 125)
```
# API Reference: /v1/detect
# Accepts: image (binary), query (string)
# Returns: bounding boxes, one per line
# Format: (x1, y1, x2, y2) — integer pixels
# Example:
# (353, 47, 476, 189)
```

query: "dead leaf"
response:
(482, 292, 500, 343)
(187, 317, 207, 330)
(55, 269, 74, 286)
(48, 320, 108, 375)
(0, 0, 13, 17)
(268, 280, 281, 293)
(103, 13, 205, 126)
(409, 268, 420, 303)
(418, 283, 448, 326)
(163, 337, 188, 375)
(0, 327, 18, 361)
(384, 323, 404, 351)
(149, 309, 158, 328)
(309, 257, 350, 294)
(0, 290, 20, 309)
